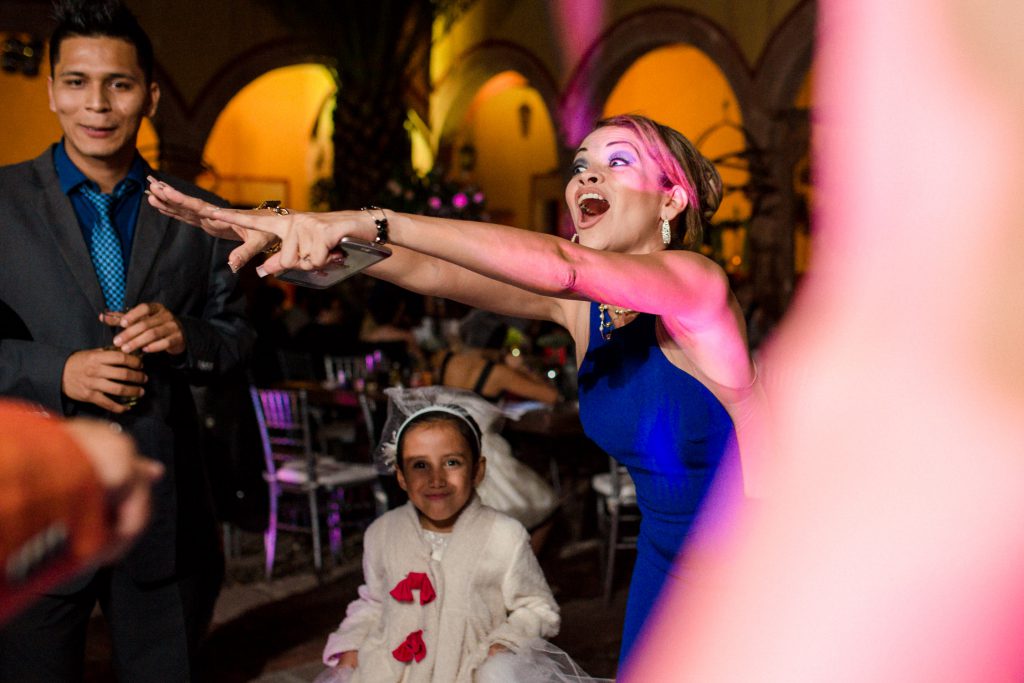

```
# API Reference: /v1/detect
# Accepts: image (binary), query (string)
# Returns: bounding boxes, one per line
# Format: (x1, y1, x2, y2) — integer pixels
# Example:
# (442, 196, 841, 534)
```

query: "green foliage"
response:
(255, 1, 478, 209)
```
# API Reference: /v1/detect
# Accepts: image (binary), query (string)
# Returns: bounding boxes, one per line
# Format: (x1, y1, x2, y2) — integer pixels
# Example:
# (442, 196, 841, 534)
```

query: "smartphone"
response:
(275, 237, 392, 289)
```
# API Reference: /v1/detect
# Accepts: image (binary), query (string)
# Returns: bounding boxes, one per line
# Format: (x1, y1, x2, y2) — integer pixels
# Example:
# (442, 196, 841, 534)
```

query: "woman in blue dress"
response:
(148, 114, 763, 670)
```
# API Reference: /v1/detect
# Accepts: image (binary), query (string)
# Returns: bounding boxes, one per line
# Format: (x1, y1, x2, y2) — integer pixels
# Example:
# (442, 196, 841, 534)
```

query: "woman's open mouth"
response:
(578, 192, 610, 217)
(577, 192, 610, 227)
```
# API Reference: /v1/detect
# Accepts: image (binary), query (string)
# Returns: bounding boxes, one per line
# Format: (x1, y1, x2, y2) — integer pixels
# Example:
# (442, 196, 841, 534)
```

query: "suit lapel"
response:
(31, 153, 107, 314)
(125, 199, 171, 308)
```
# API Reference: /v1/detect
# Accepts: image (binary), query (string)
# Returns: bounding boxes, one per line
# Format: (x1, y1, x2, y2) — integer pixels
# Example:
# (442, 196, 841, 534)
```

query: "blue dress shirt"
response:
(52, 140, 150, 269)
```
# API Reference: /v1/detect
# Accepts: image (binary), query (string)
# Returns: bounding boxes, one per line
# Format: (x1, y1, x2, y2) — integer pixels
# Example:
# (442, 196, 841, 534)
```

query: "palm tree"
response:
(260, 0, 474, 209)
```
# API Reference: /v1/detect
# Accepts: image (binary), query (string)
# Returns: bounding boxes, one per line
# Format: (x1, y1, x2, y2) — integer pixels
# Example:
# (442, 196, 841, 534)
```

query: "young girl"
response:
(406, 377, 559, 549)
(317, 391, 598, 682)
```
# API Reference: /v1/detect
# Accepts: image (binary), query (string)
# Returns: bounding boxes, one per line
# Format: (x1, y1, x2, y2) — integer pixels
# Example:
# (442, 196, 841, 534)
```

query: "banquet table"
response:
(501, 403, 606, 543)
(502, 401, 586, 437)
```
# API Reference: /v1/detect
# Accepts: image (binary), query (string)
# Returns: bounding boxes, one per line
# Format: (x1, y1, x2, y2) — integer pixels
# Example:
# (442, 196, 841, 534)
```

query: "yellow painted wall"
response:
(199, 64, 335, 210)
(604, 45, 750, 268)
(604, 45, 749, 223)
(458, 73, 559, 230)
(0, 70, 63, 166)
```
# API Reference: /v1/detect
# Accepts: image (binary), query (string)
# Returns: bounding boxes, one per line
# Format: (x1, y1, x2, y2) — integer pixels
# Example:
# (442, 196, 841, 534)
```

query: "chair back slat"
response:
(252, 387, 314, 467)
(249, 386, 275, 474)
(249, 384, 381, 578)
(261, 389, 299, 429)
(323, 354, 374, 385)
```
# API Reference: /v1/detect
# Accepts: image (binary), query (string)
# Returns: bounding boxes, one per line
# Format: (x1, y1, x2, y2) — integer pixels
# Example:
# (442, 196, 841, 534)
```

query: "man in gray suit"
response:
(0, 1, 253, 679)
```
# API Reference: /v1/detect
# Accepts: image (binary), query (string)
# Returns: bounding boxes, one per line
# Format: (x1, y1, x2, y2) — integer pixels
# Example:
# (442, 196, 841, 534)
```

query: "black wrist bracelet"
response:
(361, 205, 389, 245)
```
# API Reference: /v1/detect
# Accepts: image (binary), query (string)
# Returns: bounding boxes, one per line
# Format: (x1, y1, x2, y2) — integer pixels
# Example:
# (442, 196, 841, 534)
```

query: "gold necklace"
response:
(598, 303, 635, 340)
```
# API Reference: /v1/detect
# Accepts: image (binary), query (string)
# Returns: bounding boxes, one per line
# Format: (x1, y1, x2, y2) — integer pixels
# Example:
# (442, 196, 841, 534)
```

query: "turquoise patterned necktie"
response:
(79, 183, 129, 311)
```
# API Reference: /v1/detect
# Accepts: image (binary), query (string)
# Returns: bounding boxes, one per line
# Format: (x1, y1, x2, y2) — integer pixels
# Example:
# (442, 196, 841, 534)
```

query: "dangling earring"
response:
(661, 218, 671, 245)
(571, 232, 579, 243)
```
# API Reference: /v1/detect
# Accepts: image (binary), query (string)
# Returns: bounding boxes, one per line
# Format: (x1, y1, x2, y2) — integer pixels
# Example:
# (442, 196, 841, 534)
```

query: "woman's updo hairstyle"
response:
(595, 114, 723, 250)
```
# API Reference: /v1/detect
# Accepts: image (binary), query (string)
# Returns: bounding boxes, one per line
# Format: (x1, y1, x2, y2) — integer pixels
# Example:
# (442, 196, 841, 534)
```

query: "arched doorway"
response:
(452, 71, 559, 231)
(199, 64, 335, 210)
(604, 44, 750, 272)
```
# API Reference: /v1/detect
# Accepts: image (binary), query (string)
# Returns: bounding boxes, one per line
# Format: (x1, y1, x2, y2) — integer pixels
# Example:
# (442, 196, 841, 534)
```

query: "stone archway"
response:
(430, 42, 565, 231)
(755, 1, 816, 118)
(152, 38, 334, 180)
(750, 0, 816, 313)
(433, 40, 561, 154)
(561, 1, 816, 319)
(560, 7, 755, 149)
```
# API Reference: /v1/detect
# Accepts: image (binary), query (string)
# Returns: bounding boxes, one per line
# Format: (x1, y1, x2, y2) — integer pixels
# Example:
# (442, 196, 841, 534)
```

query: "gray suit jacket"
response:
(0, 146, 254, 586)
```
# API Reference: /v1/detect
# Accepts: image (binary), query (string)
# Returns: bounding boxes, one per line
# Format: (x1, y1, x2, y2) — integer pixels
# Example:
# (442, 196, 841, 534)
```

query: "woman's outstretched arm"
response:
(149, 180, 726, 324)
(373, 212, 730, 321)
(148, 181, 747, 383)
(177, 196, 730, 325)
(230, 206, 745, 381)
(146, 181, 572, 327)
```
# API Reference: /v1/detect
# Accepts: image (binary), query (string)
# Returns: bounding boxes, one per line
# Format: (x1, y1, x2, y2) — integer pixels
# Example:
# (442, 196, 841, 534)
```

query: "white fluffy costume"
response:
(322, 495, 559, 682)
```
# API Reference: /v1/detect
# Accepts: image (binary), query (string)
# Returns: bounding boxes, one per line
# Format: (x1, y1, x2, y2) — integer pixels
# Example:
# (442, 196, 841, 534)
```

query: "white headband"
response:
(395, 405, 482, 454)
(373, 386, 504, 473)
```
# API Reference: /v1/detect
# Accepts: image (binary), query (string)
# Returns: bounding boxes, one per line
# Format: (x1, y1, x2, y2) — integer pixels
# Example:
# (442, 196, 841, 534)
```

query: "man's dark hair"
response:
(49, 0, 154, 82)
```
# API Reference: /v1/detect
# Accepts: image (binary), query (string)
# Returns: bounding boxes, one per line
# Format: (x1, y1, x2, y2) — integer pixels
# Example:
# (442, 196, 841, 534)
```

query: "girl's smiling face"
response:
(396, 421, 485, 532)
(565, 125, 679, 253)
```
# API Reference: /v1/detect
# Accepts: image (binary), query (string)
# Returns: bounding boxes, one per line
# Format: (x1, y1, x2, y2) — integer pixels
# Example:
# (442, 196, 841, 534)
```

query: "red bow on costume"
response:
(393, 630, 427, 663)
(390, 571, 436, 605)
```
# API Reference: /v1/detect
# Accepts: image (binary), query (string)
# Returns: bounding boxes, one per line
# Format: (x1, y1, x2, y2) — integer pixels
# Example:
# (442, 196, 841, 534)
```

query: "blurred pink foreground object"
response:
(625, 0, 1024, 680)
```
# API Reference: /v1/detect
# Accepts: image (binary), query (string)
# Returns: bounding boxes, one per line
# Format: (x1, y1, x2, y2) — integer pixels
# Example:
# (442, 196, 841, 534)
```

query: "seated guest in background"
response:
(434, 309, 559, 405)
(294, 289, 363, 361)
(432, 310, 561, 552)
(280, 285, 313, 338)
(0, 400, 162, 625)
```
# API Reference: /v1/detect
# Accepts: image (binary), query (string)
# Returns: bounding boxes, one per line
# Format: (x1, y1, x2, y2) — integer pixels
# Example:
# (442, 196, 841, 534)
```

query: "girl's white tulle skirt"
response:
(476, 639, 613, 683)
(311, 639, 613, 682)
